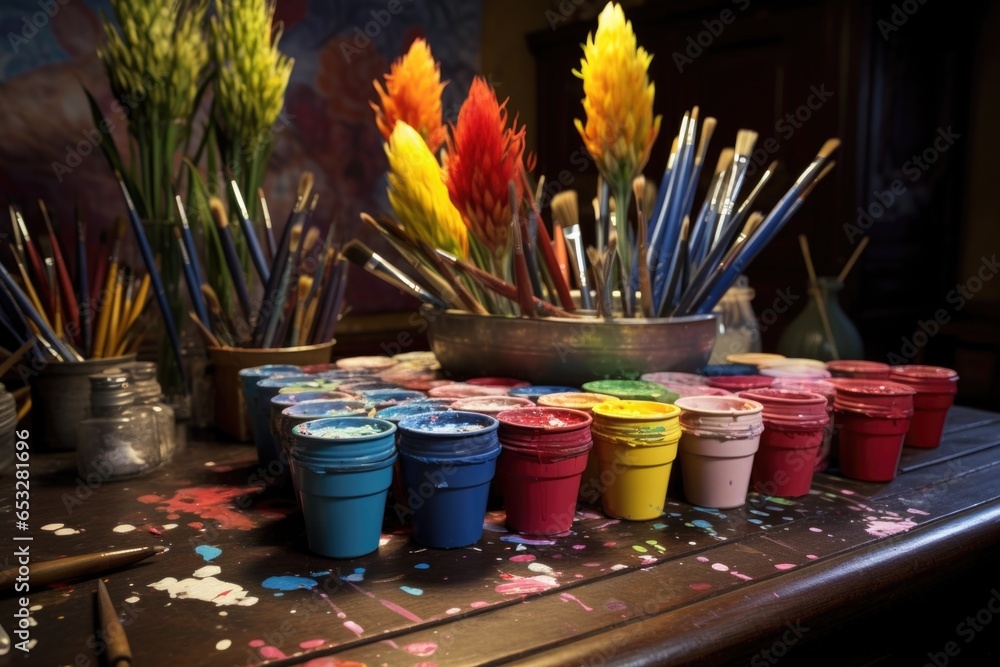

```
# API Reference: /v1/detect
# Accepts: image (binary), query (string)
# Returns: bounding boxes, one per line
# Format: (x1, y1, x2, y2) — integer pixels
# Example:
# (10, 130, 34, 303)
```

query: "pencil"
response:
(97, 579, 132, 667)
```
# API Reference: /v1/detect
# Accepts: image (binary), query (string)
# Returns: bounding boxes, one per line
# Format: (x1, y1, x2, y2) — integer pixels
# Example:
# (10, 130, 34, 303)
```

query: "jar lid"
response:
(88, 372, 134, 407)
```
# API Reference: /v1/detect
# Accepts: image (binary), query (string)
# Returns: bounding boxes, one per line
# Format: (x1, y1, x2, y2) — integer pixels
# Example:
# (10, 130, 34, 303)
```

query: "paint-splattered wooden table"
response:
(1, 406, 999, 666)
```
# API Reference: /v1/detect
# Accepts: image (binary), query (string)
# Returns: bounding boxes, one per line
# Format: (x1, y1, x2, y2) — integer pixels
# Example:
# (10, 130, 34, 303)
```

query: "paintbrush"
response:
(189, 311, 221, 348)
(551, 190, 594, 310)
(509, 181, 536, 317)
(259, 187, 276, 260)
(521, 169, 575, 312)
(273, 217, 317, 347)
(290, 275, 312, 346)
(837, 235, 870, 284)
(96, 578, 132, 667)
(298, 226, 322, 276)
(799, 234, 839, 360)
(261, 224, 303, 348)
(89, 226, 112, 317)
(415, 238, 488, 315)
(104, 267, 124, 357)
(114, 173, 185, 382)
(174, 227, 210, 328)
(315, 254, 348, 343)
(201, 284, 236, 347)
(175, 195, 205, 296)
(13, 207, 53, 315)
(0, 336, 37, 379)
(300, 228, 335, 343)
(76, 207, 92, 356)
(43, 256, 63, 337)
(231, 181, 270, 284)
(38, 200, 80, 335)
(586, 246, 609, 320)
(693, 140, 840, 314)
(342, 240, 446, 308)
(688, 148, 734, 270)
(209, 197, 253, 320)
(121, 272, 150, 340)
(634, 176, 654, 317)
(0, 545, 166, 592)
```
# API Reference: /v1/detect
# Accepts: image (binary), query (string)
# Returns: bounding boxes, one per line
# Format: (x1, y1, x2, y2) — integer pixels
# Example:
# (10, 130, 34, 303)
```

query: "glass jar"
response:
(124, 361, 177, 463)
(77, 373, 160, 481)
(709, 275, 762, 364)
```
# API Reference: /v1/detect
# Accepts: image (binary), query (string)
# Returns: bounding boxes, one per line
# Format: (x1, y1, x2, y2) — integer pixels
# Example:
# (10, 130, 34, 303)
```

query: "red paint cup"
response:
(771, 379, 836, 472)
(825, 360, 891, 380)
(832, 380, 915, 482)
(706, 375, 775, 392)
(888, 365, 959, 448)
(738, 388, 830, 497)
(495, 408, 593, 535)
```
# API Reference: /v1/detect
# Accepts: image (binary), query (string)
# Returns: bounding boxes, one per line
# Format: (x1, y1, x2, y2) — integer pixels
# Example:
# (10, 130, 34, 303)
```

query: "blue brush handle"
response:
(0, 261, 77, 361)
(218, 222, 254, 320)
(239, 215, 271, 285)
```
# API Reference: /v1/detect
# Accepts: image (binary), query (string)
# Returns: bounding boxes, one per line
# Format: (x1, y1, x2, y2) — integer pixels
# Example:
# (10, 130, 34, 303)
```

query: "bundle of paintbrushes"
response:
(0, 203, 152, 365)
(180, 172, 349, 350)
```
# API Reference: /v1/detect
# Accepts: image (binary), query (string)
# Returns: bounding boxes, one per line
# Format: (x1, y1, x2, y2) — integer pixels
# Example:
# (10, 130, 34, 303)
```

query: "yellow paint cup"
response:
(591, 401, 681, 520)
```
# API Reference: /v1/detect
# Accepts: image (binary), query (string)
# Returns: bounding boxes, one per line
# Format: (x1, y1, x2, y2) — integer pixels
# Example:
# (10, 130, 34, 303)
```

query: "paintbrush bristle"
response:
(301, 226, 321, 256)
(800, 160, 836, 199)
(297, 275, 312, 298)
(690, 106, 699, 123)
(667, 136, 679, 169)
(745, 211, 765, 236)
(288, 223, 303, 252)
(632, 176, 646, 214)
(342, 240, 371, 268)
(550, 190, 579, 229)
(696, 117, 717, 163)
(298, 172, 315, 204)
(715, 148, 734, 175)
(209, 197, 228, 228)
(818, 138, 841, 158)
(735, 130, 758, 157)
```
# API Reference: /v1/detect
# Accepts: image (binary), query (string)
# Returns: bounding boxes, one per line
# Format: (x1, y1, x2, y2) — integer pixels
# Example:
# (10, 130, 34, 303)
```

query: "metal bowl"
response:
(425, 307, 718, 386)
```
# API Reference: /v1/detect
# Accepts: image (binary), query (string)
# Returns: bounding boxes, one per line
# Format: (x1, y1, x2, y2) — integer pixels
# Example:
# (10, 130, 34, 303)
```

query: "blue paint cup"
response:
(396, 411, 501, 548)
(355, 388, 427, 409)
(254, 375, 329, 468)
(239, 366, 302, 446)
(291, 417, 398, 558)
(508, 385, 581, 403)
(374, 399, 453, 424)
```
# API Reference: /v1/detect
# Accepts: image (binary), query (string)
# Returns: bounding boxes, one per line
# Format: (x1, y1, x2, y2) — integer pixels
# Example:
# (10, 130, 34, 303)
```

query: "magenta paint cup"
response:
(495, 407, 593, 535)
(772, 379, 837, 472)
(832, 380, 916, 482)
(888, 365, 959, 448)
(825, 360, 891, 380)
(674, 396, 765, 509)
(738, 388, 830, 498)
(706, 375, 775, 393)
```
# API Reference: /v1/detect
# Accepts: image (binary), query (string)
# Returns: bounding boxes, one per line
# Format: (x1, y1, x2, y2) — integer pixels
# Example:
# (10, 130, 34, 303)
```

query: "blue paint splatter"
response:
(748, 519, 763, 524)
(500, 535, 556, 546)
(414, 563, 430, 570)
(400, 586, 423, 596)
(749, 509, 769, 516)
(310, 571, 330, 577)
(195, 545, 222, 562)
(693, 506, 727, 519)
(262, 576, 318, 591)
(652, 523, 667, 530)
(340, 568, 366, 582)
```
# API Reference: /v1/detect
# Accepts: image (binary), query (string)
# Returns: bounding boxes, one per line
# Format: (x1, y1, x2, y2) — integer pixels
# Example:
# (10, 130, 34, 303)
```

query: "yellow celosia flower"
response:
(573, 2, 661, 187)
(372, 38, 448, 154)
(386, 121, 468, 259)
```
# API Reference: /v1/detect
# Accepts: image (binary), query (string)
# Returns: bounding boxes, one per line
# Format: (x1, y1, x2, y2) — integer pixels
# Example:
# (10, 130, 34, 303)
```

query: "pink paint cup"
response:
(888, 365, 959, 448)
(674, 396, 764, 509)
(450, 395, 535, 417)
(495, 408, 593, 535)
(771, 379, 837, 472)
(832, 380, 915, 482)
(706, 375, 775, 392)
(825, 360, 891, 380)
(738, 388, 830, 498)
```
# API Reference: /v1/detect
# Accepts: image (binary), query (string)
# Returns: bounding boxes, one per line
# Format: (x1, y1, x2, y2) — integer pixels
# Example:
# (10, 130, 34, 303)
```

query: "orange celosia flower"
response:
(444, 76, 526, 261)
(573, 2, 661, 187)
(371, 38, 447, 153)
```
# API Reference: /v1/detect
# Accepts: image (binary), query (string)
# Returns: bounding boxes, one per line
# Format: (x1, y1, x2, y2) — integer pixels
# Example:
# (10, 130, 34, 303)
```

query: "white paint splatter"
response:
(445, 607, 461, 614)
(193, 565, 222, 578)
(54, 528, 80, 536)
(113, 524, 136, 533)
(41, 523, 64, 531)
(148, 575, 259, 607)
(163, 524, 178, 530)
(215, 639, 231, 651)
(907, 508, 930, 516)
(610, 564, 627, 571)
(711, 563, 729, 572)
(29, 605, 42, 612)
(124, 596, 140, 604)
(527, 562, 555, 575)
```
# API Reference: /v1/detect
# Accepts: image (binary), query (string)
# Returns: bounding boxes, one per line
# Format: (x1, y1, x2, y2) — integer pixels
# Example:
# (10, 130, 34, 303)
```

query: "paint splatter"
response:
(113, 524, 136, 533)
(689, 582, 712, 591)
(195, 545, 222, 562)
(774, 563, 796, 570)
(399, 586, 423, 596)
(41, 523, 63, 531)
(696, 556, 709, 563)
(300, 639, 326, 649)
(730, 571, 753, 581)
(500, 535, 556, 546)
(509, 554, 536, 563)
(194, 565, 222, 578)
(907, 508, 930, 516)
(414, 562, 430, 570)
(404, 642, 439, 657)
(138, 486, 263, 531)
(495, 575, 559, 595)
(606, 600, 628, 611)
(806, 554, 818, 560)
(646, 540, 666, 553)
(765, 497, 797, 506)
(215, 639, 231, 651)
(572, 544, 586, 550)
(470, 601, 489, 608)
(632, 545, 648, 553)
(527, 562, 555, 575)
(865, 516, 918, 537)
(446, 607, 461, 614)
(259, 646, 286, 659)
(841, 489, 855, 495)
(344, 621, 364, 637)
(54, 528, 81, 536)
(560, 592, 593, 611)
(262, 576, 318, 591)
(610, 564, 627, 571)
(148, 576, 259, 607)
(809, 527, 822, 533)
(711, 563, 729, 572)
(340, 568, 365, 582)
(124, 596, 140, 604)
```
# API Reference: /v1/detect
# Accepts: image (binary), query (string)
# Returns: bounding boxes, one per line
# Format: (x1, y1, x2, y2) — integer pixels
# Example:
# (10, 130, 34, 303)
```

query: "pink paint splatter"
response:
(865, 516, 918, 537)
(249, 640, 264, 648)
(774, 563, 796, 570)
(603, 541, 617, 547)
(509, 554, 536, 563)
(841, 489, 855, 495)
(343, 621, 363, 637)
(259, 646, 286, 659)
(139, 487, 262, 531)
(188, 522, 204, 529)
(560, 592, 593, 611)
(470, 601, 489, 608)
(730, 571, 754, 581)
(495, 575, 559, 595)
(147, 525, 163, 536)
(806, 554, 818, 560)
(413, 663, 439, 667)
(572, 544, 586, 550)
(404, 642, 439, 657)
(809, 527, 822, 532)
(300, 639, 326, 649)
(380, 598, 423, 623)
(689, 582, 712, 591)
(907, 508, 930, 516)
(696, 556, 709, 563)
(301, 658, 368, 667)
